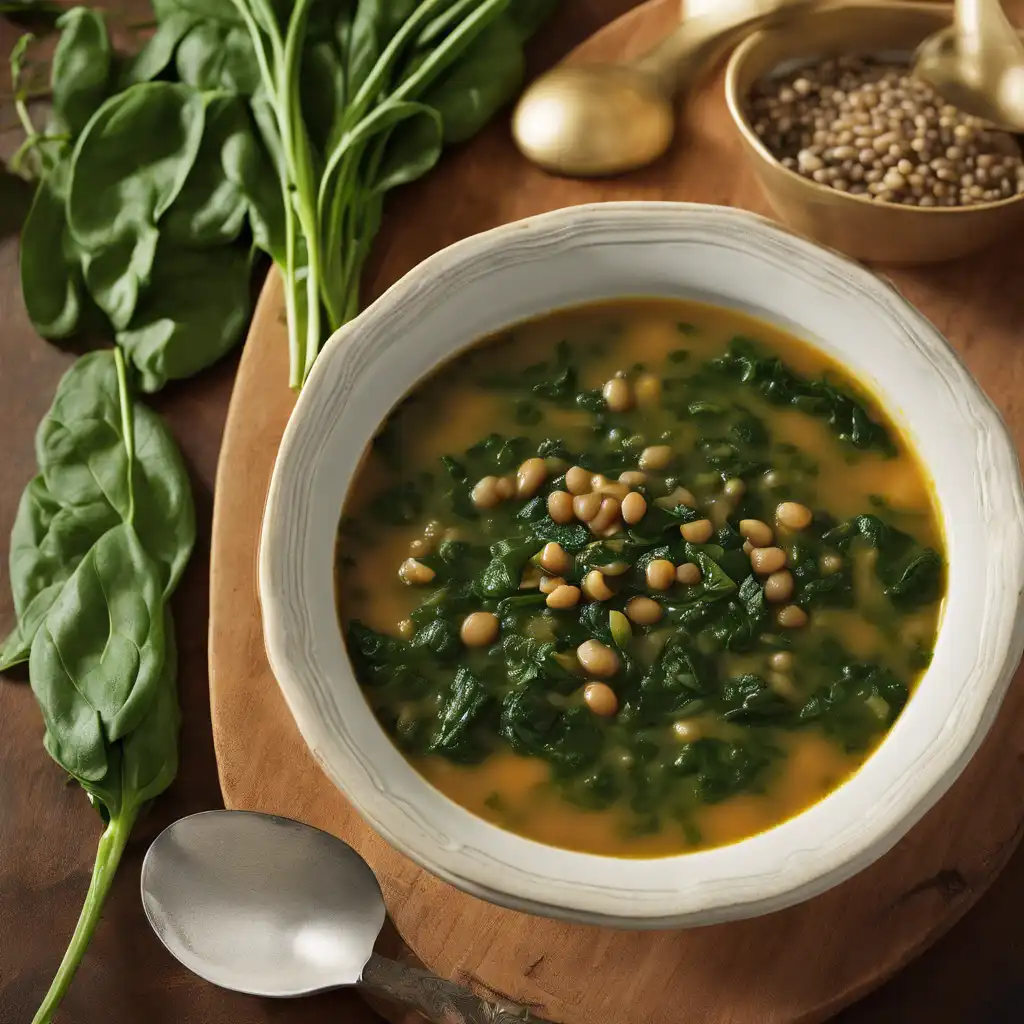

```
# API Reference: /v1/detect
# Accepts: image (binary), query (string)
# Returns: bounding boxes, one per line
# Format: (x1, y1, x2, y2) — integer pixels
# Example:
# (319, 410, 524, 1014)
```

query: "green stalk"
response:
(113, 347, 135, 525)
(279, 0, 323, 384)
(31, 810, 137, 1024)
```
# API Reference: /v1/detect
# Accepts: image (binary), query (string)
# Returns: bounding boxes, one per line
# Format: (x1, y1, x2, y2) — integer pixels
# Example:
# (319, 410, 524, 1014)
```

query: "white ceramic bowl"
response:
(259, 202, 1024, 929)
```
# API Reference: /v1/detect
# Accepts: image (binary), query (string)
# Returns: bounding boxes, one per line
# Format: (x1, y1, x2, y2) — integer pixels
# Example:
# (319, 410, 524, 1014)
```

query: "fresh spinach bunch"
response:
(1, 350, 193, 1024)
(12, 1, 560, 390)
(14, 8, 262, 390)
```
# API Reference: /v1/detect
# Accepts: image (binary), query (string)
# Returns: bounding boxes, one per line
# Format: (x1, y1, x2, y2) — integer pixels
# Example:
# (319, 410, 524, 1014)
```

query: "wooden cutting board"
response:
(209, 2, 1024, 1022)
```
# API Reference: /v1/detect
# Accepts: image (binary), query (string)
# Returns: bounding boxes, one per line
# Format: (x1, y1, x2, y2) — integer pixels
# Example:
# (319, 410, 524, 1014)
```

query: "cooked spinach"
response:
(1, 349, 192, 1024)
(340, 325, 944, 849)
(708, 337, 897, 456)
(823, 514, 943, 608)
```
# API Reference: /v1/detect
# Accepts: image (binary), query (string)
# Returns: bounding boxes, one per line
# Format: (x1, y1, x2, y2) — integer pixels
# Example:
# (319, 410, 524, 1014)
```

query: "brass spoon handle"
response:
(955, 0, 1017, 51)
(633, 0, 819, 94)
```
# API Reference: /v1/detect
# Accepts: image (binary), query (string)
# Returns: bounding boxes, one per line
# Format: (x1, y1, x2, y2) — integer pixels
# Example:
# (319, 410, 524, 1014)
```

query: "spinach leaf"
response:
(823, 514, 943, 608)
(620, 636, 714, 727)
(502, 634, 577, 693)
(799, 661, 909, 752)
(51, 7, 114, 138)
(719, 674, 792, 724)
(30, 523, 167, 755)
(710, 337, 896, 456)
(500, 691, 603, 770)
(19, 159, 88, 339)
(0, 478, 116, 670)
(68, 83, 206, 329)
(411, 618, 461, 661)
(2, 351, 195, 667)
(672, 737, 778, 804)
(346, 620, 408, 684)
(423, 16, 524, 143)
(4, 347, 187, 1024)
(371, 102, 444, 194)
(429, 668, 493, 763)
(174, 19, 260, 95)
(124, 9, 198, 84)
(161, 95, 253, 248)
(34, 351, 195, 593)
(115, 242, 252, 391)
(474, 537, 538, 599)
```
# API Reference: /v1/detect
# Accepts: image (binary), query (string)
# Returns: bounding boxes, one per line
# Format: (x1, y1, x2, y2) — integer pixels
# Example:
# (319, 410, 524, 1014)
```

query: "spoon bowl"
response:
(141, 810, 385, 997)
(511, 65, 674, 176)
(512, 0, 819, 177)
(142, 810, 539, 1022)
(914, 24, 1024, 131)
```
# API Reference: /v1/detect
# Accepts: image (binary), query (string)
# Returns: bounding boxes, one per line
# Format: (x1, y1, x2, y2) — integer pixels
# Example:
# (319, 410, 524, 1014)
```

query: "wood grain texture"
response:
(0, 4, 646, 1023)
(208, 3, 1024, 1024)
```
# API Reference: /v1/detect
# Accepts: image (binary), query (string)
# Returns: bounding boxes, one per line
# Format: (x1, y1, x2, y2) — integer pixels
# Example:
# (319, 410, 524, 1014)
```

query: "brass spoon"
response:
(913, 0, 1024, 131)
(512, 0, 818, 177)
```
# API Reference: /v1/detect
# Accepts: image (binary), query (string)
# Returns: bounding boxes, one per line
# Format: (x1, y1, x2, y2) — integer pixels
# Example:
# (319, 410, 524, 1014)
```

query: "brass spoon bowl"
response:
(725, 0, 1024, 264)
(914, 0, 1024, 132)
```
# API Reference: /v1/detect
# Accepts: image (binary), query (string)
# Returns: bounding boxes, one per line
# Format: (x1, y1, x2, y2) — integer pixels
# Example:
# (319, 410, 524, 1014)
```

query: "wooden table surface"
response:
(2, 3, 1023, 1022)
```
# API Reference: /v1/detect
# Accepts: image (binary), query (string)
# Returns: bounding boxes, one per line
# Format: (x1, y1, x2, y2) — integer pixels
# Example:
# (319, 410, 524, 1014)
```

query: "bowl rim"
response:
(259, 201, 1024, 927)
(723, 0, 1024, 216)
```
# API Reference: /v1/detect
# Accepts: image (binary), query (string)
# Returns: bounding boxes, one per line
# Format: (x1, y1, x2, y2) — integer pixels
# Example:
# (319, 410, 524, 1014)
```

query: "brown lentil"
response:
(750, 546, 787, 575)
(582, 680, 619, 714)
(577, 642, 620, 679)
(538, 541, 572, 576)
(777, 604, 809, 629)
(399, 558, 435, 585)
(646, 559, 676, 591)
(565, 465, 592, 495)
(676, 562, 702, 586)
(546, 584, 581, 609)
(547, 490, 575, 524)
(621, 491, 648, 524)
(603, 376, 633, 412)
(460, 611, 499, 647)
(582, 569, 614, 601)
(680, 519, 714, 544)
(625, 596, 663, 625)
(764, 569, 795, 603)
(515, 457, 547, 499)
(739, 518, 773, 547)
(746, 57, 1024, 207)
(573, 492, 602, 522)
(538, 575, 566, 595)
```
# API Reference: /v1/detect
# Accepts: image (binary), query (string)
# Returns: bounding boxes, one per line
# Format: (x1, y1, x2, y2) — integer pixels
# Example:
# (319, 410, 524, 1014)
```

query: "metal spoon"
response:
(141, 810, 540, 1024)
(511, 0, 818, 177)
(913, 0, 1024, 131)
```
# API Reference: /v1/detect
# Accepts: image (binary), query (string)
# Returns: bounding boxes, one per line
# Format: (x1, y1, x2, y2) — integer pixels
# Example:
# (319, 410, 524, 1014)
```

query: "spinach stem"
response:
(30, 810, 136, 1024)
(113, 347, 135, 525)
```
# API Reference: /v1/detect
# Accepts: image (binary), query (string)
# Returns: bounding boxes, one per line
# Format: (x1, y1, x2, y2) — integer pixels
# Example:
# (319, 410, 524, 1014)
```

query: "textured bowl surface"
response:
(259, 202, 1024, 928)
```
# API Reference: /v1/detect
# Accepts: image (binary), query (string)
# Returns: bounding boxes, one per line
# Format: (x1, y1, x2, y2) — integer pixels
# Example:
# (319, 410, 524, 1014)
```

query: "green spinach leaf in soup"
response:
(823, 514, 943, 609)
(338, 302, 945, 854)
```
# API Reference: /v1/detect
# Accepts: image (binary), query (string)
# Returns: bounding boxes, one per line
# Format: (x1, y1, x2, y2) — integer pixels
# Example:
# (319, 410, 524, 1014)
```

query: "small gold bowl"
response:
(724, 1, 1024, 264)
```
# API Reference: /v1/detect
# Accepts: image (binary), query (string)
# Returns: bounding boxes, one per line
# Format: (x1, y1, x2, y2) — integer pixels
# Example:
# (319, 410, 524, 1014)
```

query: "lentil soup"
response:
(336, 300, 944, 857)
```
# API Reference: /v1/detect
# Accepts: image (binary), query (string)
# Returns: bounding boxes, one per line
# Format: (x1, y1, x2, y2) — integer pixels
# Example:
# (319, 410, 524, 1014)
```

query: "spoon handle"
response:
(360, 952, 547, 1024)
(634, 0, 819, 93)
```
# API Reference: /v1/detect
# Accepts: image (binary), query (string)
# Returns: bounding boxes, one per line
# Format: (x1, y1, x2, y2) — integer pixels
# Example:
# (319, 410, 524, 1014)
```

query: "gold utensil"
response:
(726, 1, 1024, 264)
(913, 0, 1024, 131)
(512, 0, 820, 177)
